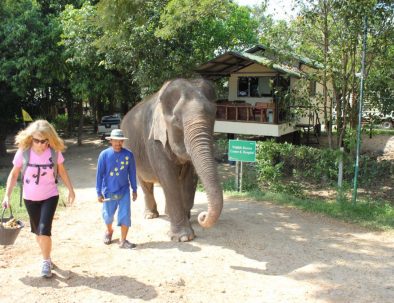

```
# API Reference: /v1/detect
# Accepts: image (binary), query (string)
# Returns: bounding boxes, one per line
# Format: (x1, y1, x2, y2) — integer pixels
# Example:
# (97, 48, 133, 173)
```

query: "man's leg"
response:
(104, 223, 113, 244)
(102, 200, 117, 245)
(117, 193, 135, 248)
(120, 224, 128, 242)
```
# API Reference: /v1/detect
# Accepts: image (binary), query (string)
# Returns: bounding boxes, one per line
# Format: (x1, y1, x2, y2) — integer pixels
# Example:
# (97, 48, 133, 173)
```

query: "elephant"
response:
(121, 78, 223, 242)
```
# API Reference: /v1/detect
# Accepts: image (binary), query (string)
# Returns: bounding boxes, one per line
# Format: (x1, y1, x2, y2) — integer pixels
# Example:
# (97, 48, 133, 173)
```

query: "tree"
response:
(94, 0, 259, 95)
(0, 0, 64, 153)
(363, 2, 394, 114)
(289, 0, 393, 148)
(60, 2, 129, 144)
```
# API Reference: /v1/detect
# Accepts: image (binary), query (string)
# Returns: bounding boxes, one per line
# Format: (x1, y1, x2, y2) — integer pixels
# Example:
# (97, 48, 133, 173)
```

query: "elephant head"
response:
(149, 78, 223, 228)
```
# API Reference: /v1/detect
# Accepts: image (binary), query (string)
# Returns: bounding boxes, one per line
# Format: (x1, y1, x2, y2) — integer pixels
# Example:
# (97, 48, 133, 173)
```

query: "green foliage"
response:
(156, 0, 259, 51)
(60, 3, 115, 99)
(0, 0, 74, 124)
(95, 0, 259, 94)
(259, 0, 394, 146)
(255, 140, 394, 194)
(155, 0, 230, 39)
(51, 114, 68, 132)
(369, 128, 394, 135)
(343, 126, 358, 152)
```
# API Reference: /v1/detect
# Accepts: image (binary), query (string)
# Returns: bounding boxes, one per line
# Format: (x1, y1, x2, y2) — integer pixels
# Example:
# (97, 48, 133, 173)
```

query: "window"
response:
(237, 76, 274, 97)
(309, 80, 317, 96)
(238, 77, 249, 96)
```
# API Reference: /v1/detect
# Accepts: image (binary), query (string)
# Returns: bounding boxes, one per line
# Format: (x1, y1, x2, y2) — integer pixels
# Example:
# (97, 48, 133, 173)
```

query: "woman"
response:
(1, 120, 75, 278)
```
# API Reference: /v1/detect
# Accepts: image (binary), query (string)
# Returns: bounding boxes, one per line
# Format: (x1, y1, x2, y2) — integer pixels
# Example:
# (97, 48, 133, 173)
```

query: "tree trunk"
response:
(77, 100, 84, 146)
(0, 132, 7, 156)
(322, 1, 332, 148)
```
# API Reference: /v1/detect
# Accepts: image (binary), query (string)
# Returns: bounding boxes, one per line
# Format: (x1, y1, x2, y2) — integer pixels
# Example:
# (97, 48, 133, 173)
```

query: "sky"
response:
(234, 0, 298, 20)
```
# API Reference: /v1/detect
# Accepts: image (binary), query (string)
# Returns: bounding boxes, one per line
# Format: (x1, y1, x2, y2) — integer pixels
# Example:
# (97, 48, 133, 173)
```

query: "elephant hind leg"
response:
(139, 177, 159, 219)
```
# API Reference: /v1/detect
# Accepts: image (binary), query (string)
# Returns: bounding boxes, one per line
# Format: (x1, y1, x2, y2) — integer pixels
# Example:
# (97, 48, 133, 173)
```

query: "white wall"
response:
(214, 121, 297, 137)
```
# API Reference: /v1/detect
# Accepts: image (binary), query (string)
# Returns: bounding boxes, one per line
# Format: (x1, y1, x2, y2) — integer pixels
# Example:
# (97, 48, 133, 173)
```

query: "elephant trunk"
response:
(184, 118, 223, 228)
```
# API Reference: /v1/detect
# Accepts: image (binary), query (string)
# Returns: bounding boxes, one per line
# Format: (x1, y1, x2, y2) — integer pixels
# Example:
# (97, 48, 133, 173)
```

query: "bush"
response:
(51, 114, 68, 133)
(254, 140, 394, 195)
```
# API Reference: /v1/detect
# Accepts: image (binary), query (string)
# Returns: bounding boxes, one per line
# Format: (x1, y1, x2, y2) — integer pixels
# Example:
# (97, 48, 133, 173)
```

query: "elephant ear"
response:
(149, 102, 167, 148)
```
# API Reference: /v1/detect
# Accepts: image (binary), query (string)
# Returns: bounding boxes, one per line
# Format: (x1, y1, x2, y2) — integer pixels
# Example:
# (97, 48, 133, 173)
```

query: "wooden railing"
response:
(216, 101, 276, 123)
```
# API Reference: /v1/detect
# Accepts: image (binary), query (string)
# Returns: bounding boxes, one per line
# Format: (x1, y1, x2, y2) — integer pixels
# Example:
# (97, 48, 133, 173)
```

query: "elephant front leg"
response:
(180, 163, 198, 219)
(169, 216, 195, 242)
(139, 177, 159, 219)
(162, 184, 195, 242)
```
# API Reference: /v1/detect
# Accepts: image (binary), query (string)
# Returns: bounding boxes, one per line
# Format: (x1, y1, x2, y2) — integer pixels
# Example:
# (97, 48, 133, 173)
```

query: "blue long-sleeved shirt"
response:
(96, 147, 137, 198)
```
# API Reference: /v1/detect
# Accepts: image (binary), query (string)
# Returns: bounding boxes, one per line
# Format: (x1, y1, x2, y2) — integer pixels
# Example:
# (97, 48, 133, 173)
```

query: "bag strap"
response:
(50, 148, 58, 183)
(21, 148, 30, 179)
(20, 149, 30, 207)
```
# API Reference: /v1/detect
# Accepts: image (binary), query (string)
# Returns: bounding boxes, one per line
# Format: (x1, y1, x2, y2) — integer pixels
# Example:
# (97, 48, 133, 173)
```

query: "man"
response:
(96, 129, 138, 249)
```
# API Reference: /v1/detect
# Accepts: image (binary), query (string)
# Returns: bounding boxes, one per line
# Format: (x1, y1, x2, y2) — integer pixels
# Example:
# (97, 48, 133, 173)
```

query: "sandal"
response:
(104, 231, 113, 245)
(119, 240, 136, 249)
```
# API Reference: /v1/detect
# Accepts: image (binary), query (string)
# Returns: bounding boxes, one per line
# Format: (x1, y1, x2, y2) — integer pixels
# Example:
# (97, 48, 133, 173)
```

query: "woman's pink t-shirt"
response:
(13, 148, 64, 201)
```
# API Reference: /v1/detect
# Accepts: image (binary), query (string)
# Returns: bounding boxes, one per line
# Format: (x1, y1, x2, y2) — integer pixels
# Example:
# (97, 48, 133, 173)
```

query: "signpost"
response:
(228, 140, 256, 191)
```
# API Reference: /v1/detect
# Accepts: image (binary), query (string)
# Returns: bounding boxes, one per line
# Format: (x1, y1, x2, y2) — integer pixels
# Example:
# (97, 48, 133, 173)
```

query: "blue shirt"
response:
(96, 147, 137, 198)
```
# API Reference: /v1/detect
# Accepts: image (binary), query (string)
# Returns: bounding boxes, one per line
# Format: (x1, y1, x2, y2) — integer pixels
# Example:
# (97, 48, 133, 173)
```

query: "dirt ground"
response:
(1, 133, 394, 303)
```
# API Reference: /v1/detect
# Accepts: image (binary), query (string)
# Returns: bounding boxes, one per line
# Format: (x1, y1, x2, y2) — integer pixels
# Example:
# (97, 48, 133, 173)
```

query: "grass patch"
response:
(0, 185, 27, 221)
(367, 128, 394, 135)
(225, 189, 394, 231)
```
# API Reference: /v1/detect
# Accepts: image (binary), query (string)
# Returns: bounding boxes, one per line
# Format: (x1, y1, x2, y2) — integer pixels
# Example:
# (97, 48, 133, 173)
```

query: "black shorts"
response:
(24, 195, 59, 236)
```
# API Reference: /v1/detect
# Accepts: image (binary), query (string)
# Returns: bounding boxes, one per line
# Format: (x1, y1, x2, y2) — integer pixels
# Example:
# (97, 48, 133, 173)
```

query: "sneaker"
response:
(41, 260, 52, 278)
(119, 240, 136, 249)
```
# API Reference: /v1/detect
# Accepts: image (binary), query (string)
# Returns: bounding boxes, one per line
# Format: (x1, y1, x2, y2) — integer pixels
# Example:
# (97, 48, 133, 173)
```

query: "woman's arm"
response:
(2, 166, 21, 208)
(57, 163, 75, 205)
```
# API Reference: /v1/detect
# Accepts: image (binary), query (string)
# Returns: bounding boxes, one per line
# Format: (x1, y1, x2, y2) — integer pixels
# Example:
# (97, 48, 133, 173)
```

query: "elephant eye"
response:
(172, 116, 181, 126)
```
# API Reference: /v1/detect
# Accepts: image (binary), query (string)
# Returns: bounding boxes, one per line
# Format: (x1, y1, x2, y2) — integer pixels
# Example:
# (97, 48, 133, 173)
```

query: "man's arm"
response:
(96, 152, 105, 199)
(128, 152, 137, 201)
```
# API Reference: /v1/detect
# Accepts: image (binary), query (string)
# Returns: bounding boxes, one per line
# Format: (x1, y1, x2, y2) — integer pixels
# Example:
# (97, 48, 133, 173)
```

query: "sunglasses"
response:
(32, 138, 48, 144)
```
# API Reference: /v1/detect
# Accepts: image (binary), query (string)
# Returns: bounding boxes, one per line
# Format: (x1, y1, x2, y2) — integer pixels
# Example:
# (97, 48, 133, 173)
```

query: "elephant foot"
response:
(169, 226, 195, 242)
(144, 210, 159, 219)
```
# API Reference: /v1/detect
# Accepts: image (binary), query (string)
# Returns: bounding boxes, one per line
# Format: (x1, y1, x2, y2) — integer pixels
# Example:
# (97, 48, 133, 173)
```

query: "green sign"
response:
(228, 140, 256, 162)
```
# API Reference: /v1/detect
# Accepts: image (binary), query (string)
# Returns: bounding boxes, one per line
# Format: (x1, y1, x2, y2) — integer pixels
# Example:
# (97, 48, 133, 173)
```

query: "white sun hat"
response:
(105, 129, 128, 140)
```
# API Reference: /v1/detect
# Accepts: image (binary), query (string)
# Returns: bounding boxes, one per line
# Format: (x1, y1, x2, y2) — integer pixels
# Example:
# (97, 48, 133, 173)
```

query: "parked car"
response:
(97, 114, 121, 139)
(363, 111, 393, 129)
(380, 112, 393, 129)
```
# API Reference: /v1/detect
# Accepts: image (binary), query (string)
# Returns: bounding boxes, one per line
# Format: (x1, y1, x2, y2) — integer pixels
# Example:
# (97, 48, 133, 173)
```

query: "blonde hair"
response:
(15, 120, 65, 152)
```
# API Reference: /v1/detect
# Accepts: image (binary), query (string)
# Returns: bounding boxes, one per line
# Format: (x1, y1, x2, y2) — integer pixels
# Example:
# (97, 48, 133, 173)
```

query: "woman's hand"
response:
(2, 165, 21, 209)
(2, 197, 10, 209)
(58, 163, 75, 206)
(68, 189, 75, 206)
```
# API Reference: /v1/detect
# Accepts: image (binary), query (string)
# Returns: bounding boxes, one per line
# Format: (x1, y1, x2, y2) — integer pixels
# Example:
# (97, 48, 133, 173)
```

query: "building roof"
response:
(246, 44, 324, 69)
(195, 45, 322, 80)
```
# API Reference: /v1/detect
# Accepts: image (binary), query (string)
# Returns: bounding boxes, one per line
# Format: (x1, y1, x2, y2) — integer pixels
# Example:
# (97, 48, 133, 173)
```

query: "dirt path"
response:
(1, 136, 394, 303)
